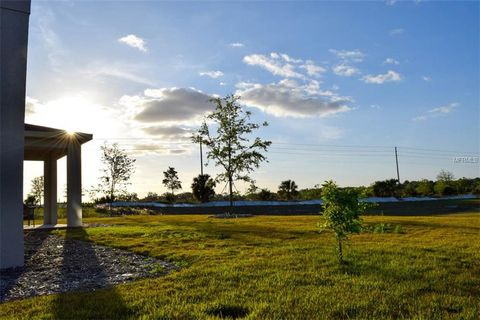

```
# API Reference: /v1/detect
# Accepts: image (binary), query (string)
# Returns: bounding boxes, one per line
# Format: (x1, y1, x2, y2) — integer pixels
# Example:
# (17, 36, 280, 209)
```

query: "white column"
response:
(43, 156, 57, 225)
(67, 140, 82, 227)
(0, 0, 31, 269)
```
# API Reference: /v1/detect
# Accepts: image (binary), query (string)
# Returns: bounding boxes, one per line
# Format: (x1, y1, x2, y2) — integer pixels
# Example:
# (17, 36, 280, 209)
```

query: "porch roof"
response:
(24, 124, 93, 161)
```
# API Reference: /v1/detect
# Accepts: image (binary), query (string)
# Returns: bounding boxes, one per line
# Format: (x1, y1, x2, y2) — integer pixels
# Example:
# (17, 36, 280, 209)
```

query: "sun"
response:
(25, 94, 119, 137)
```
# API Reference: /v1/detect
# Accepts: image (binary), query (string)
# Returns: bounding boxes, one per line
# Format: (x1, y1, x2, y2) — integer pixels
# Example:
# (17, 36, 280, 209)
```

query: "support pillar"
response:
(0, 0, 31, 269)
(43, 156, 57, 225)
(67, 139, 82, 227)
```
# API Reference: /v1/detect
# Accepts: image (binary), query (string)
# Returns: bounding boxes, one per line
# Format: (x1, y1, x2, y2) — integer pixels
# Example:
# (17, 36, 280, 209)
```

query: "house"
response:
(0, 0, 92, 268)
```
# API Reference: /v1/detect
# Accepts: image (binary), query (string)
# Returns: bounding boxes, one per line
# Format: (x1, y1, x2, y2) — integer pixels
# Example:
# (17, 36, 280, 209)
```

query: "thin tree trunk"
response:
(338, 239, 343, 263)
(229, 174, 233, 213)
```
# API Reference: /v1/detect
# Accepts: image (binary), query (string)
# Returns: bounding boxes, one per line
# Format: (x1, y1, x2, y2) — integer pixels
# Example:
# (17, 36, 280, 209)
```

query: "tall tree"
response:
(193, 95, 271, 209)
(191, 174, 216, 203)
(321, 180, 371, 264)
(96, 143, 136, 203)
(29, 176, 44, 206)
(278, 179, 299, 200)
(162, 167, 182, 198)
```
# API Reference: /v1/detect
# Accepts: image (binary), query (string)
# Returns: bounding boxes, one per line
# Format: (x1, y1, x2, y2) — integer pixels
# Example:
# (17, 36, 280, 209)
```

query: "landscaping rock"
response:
(0, 231, 177, 303)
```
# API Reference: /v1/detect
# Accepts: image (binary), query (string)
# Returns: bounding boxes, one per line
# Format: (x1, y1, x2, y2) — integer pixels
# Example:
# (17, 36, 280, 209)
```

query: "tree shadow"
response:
(51, 228, 132, 319)
(0, 230, 51, 302)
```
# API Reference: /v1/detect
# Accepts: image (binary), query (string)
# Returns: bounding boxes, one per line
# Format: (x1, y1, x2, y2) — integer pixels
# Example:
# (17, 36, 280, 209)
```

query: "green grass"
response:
(3, 209, 480, 319)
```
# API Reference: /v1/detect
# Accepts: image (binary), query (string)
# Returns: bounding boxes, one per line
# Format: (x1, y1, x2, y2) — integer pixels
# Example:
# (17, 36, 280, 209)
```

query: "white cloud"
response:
(84, 65, 155, 86)
(361, 70, 402, 84)
(120, 87, 213, 125)
(230, 42, 244, 47)
(219, 82, 226, 86)
(390, 28, 405, 36)
(422, 75, 431, 81)
(329, 49, 365, 62)
(386, 0, 397, 5)
(199, 70, 224, 78)
(384, 58, 399, 65)
(118, 34, 147, 52)
(429, 103, 459, 115)
(300, 60, 326, 77)
(33, 7, 68, 73)
(413, 102, 459, 121)
(142, 125, 192, 140)
(332, 64, 360, 77)
(25, 97, 41, 116)
(243, 53, 304, 78)
(236, 79, 351, 118)
(130, 142, 190, 156)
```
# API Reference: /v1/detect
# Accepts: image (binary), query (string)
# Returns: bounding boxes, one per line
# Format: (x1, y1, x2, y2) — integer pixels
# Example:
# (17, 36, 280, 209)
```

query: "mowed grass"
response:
(2, 210, 479, 319)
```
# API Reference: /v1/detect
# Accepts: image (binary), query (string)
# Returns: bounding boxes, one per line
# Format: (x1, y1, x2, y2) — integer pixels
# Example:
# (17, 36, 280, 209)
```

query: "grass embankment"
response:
(4, 207, 480, 319)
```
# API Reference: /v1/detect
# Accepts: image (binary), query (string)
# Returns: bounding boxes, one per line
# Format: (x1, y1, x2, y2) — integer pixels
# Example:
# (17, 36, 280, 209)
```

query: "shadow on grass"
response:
(51, 228, 132, 319)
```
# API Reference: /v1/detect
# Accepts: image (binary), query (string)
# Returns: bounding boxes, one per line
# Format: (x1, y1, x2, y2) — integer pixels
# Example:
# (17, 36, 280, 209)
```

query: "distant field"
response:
(5, 205, 480, 319)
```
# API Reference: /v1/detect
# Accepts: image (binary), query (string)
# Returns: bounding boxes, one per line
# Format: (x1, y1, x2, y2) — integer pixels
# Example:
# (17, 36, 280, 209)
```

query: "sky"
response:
(23, 0, 479, 200)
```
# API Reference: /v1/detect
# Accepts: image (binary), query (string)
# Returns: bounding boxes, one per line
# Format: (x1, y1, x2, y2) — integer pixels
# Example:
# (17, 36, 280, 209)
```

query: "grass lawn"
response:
(2, 207, 479, 319)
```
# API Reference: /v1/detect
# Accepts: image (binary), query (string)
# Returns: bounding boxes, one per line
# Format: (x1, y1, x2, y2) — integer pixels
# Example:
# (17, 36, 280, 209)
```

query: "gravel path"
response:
(0, 230, 177, 303)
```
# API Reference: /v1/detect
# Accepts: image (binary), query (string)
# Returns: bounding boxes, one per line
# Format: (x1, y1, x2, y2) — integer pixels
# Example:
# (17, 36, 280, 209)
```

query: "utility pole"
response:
(200, 140, 204, 176)
(395, 146, 400, 183)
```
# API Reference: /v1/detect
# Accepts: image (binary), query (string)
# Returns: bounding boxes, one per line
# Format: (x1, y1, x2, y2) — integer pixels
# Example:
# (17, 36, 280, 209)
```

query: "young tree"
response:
(277, 179, 299, 200)
(193, 95, 271, 210)
(96, 143, 136, 203)
(162, 167, 182, 200)
(321, 180, 371, 263)
(29, 176, 44, 206)
(191, 174, 216, 203)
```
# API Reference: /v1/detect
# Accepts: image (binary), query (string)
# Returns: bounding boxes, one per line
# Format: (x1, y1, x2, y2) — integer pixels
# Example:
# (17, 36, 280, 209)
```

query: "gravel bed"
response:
(0, 230, 177, 303)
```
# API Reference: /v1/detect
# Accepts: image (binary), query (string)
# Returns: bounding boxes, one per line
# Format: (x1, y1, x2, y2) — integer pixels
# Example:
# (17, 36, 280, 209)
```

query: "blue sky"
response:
(24, 0, 479, 198)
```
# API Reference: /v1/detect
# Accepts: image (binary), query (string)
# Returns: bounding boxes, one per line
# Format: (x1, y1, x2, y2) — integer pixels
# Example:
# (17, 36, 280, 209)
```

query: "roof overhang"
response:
(24, 124, 93, 161)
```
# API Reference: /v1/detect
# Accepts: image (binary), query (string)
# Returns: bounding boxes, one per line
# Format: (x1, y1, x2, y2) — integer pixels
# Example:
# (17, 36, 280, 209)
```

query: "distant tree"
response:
(191, 174, 216, 203)
(434, 181, 456, 196)
(29, 176, 44, 206)
(175, 192, 195, 203)
(277, 180, 299, 200)
(96, 143, 136, 203)
(372, 179, 398, 197)
(454, 178, 472, 194)
(298, 187, 322, 200)
(320, 180, 371, 264)
(257, 188, 277, 201)
(116, 192, 139, 202)
(437, 170, 454, 182)
(247, 181, 258, 194)
(401, 180, 418, 197)
(416, 179, 434, 196)
(193, 95, 271, 211)
(162, 167, 182, 201)
(474, 181, 480, 195)
(144, 192, 160, 202)
(24, 195, 37, 206)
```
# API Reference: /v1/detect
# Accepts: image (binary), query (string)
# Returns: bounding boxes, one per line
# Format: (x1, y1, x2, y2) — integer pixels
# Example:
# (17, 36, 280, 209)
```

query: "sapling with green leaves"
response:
(320, 180, 371, 263)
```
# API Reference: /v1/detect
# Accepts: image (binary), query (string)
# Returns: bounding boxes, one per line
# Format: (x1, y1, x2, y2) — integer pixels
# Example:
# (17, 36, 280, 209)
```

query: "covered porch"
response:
(24, 124, 92, 227)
